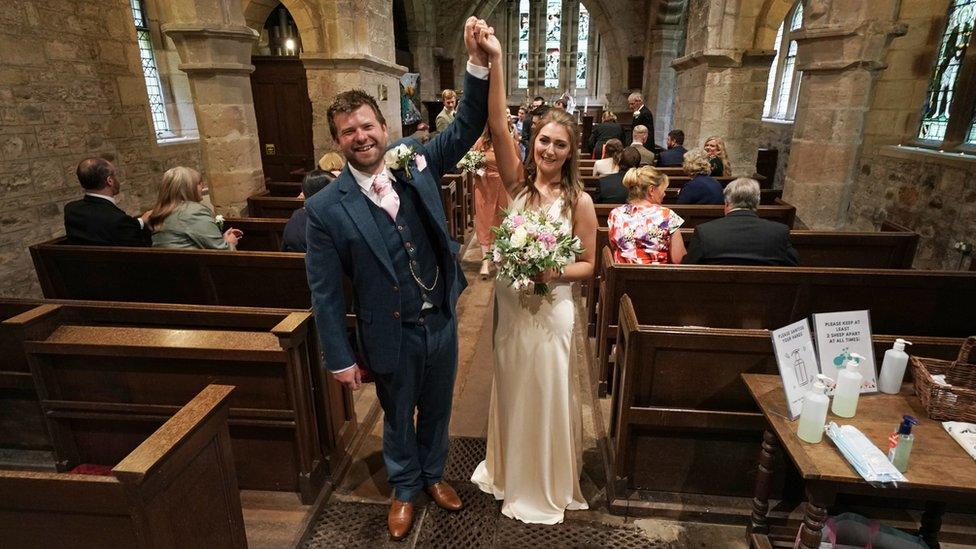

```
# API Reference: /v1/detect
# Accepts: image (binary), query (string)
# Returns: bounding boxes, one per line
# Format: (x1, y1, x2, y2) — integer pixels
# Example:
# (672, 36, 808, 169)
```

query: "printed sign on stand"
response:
(812, 310, 878, 394)
(771, 319, 821, 420)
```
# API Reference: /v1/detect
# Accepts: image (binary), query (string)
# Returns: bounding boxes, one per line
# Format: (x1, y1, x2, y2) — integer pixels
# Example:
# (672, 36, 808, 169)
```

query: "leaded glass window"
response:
(763, 2, 803, 121)
(576, 4, 589, 89)
(517, 0, 530, 88)
(918, 0, 975, 142)
(968, 119, 976, 143)
(130, 0, 169, 137)
(544, 0, 561, 88)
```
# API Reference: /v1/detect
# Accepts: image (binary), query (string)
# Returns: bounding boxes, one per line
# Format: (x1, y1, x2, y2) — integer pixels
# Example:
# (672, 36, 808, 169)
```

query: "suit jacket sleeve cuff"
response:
(466, 61, 489, 80)
(330, 364, 356, 375)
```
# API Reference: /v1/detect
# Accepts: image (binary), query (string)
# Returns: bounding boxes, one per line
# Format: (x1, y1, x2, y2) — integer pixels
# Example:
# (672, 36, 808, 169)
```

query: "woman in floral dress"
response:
(607, 166, 686, 264)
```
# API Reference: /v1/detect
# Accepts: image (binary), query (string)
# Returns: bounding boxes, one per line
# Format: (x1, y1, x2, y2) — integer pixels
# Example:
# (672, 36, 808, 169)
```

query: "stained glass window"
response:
(968, 119, 976, 143)
(918, 0, 975, 141)
(517, 0, 530, 88)
(576, 4, 589, 89)
(763, 2, 803, 121)
(544, 0, 561, 88)
(130, 0, 169, 137)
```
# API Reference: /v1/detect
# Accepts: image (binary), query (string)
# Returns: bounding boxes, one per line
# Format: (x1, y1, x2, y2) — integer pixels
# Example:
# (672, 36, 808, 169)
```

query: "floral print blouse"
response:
(607, 203, 684, 264)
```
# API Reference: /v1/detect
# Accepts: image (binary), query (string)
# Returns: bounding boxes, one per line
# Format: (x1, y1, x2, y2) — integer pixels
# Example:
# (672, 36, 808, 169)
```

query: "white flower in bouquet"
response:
(489, 207, 584, 297)
(456, 150, 486, 176)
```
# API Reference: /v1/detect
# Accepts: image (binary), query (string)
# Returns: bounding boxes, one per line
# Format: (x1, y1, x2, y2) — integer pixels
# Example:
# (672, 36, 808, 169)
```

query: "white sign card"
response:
(812, 310, 878, 394)
(771, 319, 821, 419)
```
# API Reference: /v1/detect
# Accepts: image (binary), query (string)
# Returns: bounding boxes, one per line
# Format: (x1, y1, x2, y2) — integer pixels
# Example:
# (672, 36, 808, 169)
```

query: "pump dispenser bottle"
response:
(831, 353, 864, 418)
(879, 339, 913, 394)
(887, 415, 919, 472)
(797, 374, 833, 443)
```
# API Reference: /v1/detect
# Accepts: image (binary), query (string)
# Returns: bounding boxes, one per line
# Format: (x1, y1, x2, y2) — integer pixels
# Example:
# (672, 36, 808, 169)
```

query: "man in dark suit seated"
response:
(657, 129, 687, 167)
(63, 157, 151, 246)
(595, 147, 641, 204)
(684, 178, 799, 266)
(281, 169, 335, 252)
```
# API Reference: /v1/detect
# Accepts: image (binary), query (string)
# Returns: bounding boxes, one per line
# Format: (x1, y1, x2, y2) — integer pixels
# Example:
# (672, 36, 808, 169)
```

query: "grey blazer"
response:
(151, 201, 232, 250)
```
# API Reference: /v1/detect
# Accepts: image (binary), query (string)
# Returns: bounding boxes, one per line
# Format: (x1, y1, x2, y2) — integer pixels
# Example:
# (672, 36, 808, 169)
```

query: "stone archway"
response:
(753, 0, 799, 49)
(242, 0, 325, 54)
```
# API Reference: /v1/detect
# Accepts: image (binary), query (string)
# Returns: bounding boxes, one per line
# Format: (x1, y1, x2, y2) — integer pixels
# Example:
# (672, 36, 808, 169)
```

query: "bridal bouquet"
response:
(456, 150, 486, 176)
(490, 207, 583, 296)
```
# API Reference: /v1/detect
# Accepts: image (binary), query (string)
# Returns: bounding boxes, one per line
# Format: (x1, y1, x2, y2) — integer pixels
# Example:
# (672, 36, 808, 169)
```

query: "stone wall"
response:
(756, 119, 793, 189)
(0, 0, 202, 297)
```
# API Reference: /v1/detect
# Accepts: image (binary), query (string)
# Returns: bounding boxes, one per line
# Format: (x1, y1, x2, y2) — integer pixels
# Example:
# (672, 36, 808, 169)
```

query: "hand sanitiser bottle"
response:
(831, 353, 865, 418)
(887, 415, 919, 473)
(797, 375, 834, 443)
(878, 339, 913, 394)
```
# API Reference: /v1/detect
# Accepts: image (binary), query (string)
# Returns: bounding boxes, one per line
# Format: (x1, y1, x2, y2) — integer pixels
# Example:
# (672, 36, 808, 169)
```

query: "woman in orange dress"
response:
(472, 126, 515, 278)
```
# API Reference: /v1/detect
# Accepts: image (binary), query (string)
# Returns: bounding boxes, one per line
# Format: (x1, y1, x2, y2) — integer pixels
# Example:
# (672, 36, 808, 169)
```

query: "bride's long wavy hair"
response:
(521, 108, 582, 219)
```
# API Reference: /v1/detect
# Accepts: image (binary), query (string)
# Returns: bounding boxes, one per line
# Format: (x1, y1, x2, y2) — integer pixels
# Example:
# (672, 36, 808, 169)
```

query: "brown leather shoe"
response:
(425, 481, 463, 511)
(387, 499, 414, 541)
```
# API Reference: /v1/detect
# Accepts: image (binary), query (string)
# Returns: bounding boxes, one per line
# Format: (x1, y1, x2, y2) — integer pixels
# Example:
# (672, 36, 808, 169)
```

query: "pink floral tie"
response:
(371, 173, 400, 220)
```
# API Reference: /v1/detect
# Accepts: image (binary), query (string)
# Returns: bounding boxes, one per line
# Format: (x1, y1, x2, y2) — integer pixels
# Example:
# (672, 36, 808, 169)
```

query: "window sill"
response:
(761, 117, 795, 125)
(156, 134, 200, 146)
(877, 145, 976, 169)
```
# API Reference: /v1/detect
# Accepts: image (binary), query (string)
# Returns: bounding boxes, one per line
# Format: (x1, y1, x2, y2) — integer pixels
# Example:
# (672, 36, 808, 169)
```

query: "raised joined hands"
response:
(464, 16, 495, 67)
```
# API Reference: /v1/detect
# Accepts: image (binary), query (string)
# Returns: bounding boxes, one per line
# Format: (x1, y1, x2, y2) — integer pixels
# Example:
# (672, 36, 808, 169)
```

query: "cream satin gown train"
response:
(471, 194, 588, 525)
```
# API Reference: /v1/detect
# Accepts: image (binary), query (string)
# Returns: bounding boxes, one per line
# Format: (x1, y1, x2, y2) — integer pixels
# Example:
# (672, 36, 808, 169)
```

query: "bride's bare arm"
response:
(558, 193, 597, 282)
(479, 32, 521, 195)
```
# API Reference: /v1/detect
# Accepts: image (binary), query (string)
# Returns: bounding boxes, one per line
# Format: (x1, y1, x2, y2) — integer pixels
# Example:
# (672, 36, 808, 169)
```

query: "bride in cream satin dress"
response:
(470, 192, 589, 524)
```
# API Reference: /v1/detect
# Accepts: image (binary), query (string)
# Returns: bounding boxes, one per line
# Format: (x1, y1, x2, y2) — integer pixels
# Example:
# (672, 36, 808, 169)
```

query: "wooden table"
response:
(742, 374, 976, 549)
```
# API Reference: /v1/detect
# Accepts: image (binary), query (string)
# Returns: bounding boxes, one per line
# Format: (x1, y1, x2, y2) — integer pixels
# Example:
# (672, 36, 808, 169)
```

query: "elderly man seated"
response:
(684, 178, 799, 266)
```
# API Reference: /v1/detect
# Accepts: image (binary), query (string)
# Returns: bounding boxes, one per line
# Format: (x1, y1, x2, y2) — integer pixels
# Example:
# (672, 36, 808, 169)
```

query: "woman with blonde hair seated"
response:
(678, 148, 724, 205)
(607, 166, 686, 264)
(317, 151, 345, 176)
(703, 135, 731, 177)
(149, 166, 241, 250)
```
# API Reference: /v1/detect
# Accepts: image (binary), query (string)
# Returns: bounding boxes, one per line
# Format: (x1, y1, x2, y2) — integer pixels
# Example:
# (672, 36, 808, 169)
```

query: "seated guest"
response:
(685, 178, 798, 266)
(596, 146, 642, 204)
(408, 122, 431, 144)
(703, 135, 731, 176)
(283, 170, 333, 253)
(148, 167, 242, 250)
(588, 110, 624, 159)
(64, 157, 151, 247)
(630, 125, 655, 166)
(677, 149, 725, 205)
(317, 151, 345, 177)
(593, 139, 623, 177)
(607, 166, 686, 264)
(657, 129, 687, 167)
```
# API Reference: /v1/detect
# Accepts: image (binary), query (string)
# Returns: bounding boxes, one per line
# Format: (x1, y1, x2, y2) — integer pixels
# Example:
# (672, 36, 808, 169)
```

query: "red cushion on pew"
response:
(68, 463, 115, 476)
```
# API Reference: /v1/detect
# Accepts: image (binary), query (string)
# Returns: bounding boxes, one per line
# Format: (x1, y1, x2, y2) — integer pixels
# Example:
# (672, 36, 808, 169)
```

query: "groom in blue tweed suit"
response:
(305, 17, 493, 540)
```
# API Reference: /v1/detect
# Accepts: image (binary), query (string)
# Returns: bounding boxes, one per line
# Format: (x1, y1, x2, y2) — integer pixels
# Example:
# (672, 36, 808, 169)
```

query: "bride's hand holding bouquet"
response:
(489, 207, 583, 296)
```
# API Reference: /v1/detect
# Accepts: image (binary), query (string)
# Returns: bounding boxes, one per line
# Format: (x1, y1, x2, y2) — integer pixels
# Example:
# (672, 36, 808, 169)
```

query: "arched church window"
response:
(518, 0, 531, 89)
(917, 0, 976, 151)
(576, 4, 589, 89)
(510, 0, 593, 95)
(762, 2, 803, 122)
(129, 0, 170, 137)
(544, 0, 562, 89)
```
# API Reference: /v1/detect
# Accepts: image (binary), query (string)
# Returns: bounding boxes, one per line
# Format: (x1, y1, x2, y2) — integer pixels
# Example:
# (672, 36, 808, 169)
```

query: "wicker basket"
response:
(911, 336, 976, 423)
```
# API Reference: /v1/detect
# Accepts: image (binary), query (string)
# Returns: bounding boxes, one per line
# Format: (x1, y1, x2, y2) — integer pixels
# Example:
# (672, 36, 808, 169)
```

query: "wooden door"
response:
(251, 57, 314, 182)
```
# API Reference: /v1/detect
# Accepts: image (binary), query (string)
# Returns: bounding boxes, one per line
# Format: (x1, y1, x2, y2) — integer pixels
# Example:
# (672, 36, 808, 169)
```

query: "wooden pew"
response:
(223, 217, 288, 252)
(585, 224, 920, 339)
(609, 295, 967, 519)
(31, 237, 313, 308)
(584, 187, 784, 205)
(1, 298, 49, 451)
(441, 178, 460, 242)
(0, 384, 247, 548)
(247, 191, 303, 219)
(594, 200, 797, 228)
(9, 302, 348, 504)
(596, 254, 976, 394)
(267, 181, 302, 197)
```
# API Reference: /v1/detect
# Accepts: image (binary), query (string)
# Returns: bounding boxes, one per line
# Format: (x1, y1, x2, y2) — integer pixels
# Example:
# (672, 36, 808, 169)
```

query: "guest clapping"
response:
(148, 167, 241, 250)
(703, 135, 731, 177)
(282, 169, 334, 253)
(592, 139, 623, 177)
(608, 166, 685, 264)
(677, 148, 724, 205)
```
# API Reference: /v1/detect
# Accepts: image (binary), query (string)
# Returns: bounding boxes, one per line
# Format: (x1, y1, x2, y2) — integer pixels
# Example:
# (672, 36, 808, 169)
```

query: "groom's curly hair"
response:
(327, 90, 387, 139)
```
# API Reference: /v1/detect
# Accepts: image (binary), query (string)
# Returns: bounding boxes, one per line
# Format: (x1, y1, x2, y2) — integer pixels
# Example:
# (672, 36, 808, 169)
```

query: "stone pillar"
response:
(671, 49, 775, 176)
(303, 55, 406, 160)
(163, 19, 263, 216)
(644, 27, 682, 147)
(781, 0, 904, 229)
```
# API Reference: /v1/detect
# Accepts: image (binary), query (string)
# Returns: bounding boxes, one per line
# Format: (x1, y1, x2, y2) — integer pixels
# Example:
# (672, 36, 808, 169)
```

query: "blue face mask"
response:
(825, 422, 907, 486)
